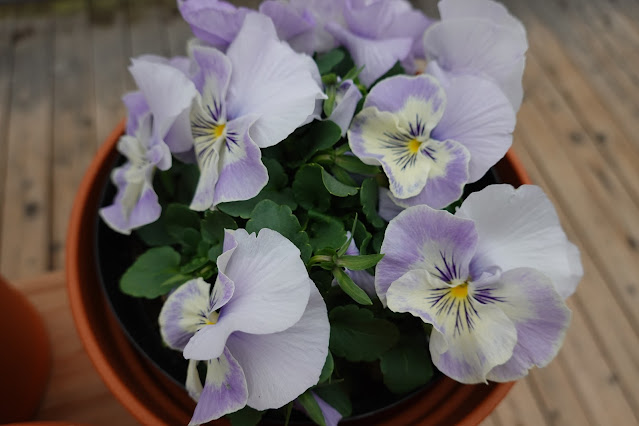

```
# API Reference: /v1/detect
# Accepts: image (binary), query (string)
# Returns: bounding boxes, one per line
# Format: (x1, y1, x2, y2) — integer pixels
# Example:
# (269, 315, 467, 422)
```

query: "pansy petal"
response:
(226, 13, 325, 148)
(209, 272, 235, 313)
(313, 392, 342, 426)
(348, 108, 431, 199)
(485, 268, 571, 382)
(184, 229, 311, 360)
(429, 64, 515, 182)
(337, 234, 376, 298)
(363, 74, 446, 133)
(327, 22, 412, 86)
(178, 0, 250, 50)
(129, 57, 198, 153)
(328, 80, 362, 136)
(438, 0, 526, 37)
(190, 44, 232, 101)
(259, 0, 315, 41)
(378, 187, 404, 222)
(423, 18, 527, 110)
(99, 178, 160, 235)
(189, 347, 249, 426)
(159, 278, 211, 351)
(456, 185, 583, 298)
(225, 283, 329, 410)
(186, 360, 203, 401)
(392, 139, 469, 209)
(213, 116, 268, 205)
(122, 91, 148, 135)
(387, 268, 517, 383)
(375, 205, 478, 305)
(189, 137, 220, 211)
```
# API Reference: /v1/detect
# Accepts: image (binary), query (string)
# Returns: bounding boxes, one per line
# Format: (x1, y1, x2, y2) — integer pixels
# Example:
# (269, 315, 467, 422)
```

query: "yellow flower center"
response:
(408, 138, 422, 153)
(450, 283, 469, 299)
(213, 123, 226, 139)
(205, 311, 220, 325)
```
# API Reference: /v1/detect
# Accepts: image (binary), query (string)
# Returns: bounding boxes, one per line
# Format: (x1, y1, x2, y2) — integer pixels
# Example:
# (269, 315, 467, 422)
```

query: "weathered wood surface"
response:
(0, 0, 638, 425)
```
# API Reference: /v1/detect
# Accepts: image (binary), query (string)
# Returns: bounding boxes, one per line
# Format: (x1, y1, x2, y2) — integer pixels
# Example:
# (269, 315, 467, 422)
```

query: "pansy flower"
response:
(260, 0, 345, 55)
(99, 92, 171, 234)
(326, 0, 431, 86)
(348, 73, 514, 209)
(423, 0, 528, 110)
(327, 79, 363, 136)
(375, 184, 581, 383)
(159, 228, 330, 425)
(132, 14, 325, 211)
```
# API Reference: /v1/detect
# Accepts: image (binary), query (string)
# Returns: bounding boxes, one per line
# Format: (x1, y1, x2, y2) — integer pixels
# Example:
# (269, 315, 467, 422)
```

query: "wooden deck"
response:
(1, 0, 638, 425)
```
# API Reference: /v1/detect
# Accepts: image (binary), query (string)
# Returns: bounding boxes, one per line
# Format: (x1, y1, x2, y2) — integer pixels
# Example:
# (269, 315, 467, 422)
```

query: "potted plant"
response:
(67, 0, 583, 425)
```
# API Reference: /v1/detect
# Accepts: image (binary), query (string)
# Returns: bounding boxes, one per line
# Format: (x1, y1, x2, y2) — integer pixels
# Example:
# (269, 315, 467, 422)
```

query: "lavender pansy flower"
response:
(328, 79, 363, 136)
(423, 0, 528, 110)
(348, 74, 469, 209)
(455, 184, 583, 299)
(326, 0, 430, 86)
(134, 14, 325, 211)
(376, 207, 572, 384)
(260, 0, 345, 54)
(99, 92, 171, 234)
(178, 0, 253, 51)
(159, 228, 330, 425)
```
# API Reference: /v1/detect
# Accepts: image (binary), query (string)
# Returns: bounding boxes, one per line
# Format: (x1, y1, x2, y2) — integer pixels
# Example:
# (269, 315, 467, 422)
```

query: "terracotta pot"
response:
(67, 122, 527, 425)
(0, 276, 51, 423)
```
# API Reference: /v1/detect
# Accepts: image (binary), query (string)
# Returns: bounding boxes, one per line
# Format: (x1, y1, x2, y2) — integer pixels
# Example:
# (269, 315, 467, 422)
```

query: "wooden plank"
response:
(163, 0, 191, 58)
(51, 0, 96, 270)
(0, 5, 54, 280)
(480, 414, 502, 426)
(0, 5, 15, 266)
(511, 0, 639, 152)
(493, 381, 547, 426)
(89, 0, 128, 145)
(9, 271, 136, 424)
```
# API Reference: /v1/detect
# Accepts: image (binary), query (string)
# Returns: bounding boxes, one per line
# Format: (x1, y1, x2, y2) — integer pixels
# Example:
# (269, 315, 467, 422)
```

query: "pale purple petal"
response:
(485, 268, 571, 382)
(159, 279, 211, 351)
(456, 185, 583, 298)
(375, 205, 478, 305)
(392, 139, 469, 209)
(122, 91, 148, 135)
(189, 139, 220, 211)
(189, 347, 249, 425)
(378, 187, 404, 222)
(226, 14, 325, 148)
(259, 1, 315, 42)
(190, 44, 232, 99)
(178, 0, 251, 50)
(129, 57, 198, 153)
(438, 0, 526, 38)
(212, 116, 268, 205)
(184, 229, 311, 360)
(226, 283, 329, 410)
(328, 80, 362, 136)
(362, 74, 446, 132)
(335, 233, 376, 298)
(99, 177, 160, 235)
(327, 22, 412, 86)
(429, 63, 515, 182)
(209, 272, 235, 313)
(313, 393, 342, 426)
(423, 17, 527, 110)
(186, 360, 203, 401)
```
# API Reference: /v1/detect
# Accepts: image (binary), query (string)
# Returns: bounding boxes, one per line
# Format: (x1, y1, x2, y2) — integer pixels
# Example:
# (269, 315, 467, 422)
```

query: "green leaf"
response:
(318, 351, 334, 384)
(330, 164, 358, 186)
(380, 337, 433, 394)
(201, 211, 238, 244)
(298, 391, 326, 426)
(120, 247, 190, 298)
(293, 164, 331, 212)
(309, 219, 348, 252)
(360, 178, 386, 229)
(246, 200, 313, 262)
(288, 120, 343, 167)
(323, 84, 337, 117)
(332, 267, 372, 305)
(372, 230, 384, 254)
(165, 204, 201, 238)
(329, 305, 400, 361)
(316, 48, 346, 74)
(174, 163, 201, 205)
(179, 257, 209, 274)
(337, 214, 358, 257)
(313, 383, 352, 417)
(335, 155, 381, 175)
(135, 211, 176, 246)
(321, 167, 359, 197)
(227, 406, 264, 426)
(351, 219, 372, 255)
(336, 253, 384, 270)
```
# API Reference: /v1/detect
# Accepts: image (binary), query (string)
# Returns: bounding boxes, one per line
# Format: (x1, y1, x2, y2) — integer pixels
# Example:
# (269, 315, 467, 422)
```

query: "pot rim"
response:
(66, 121, 523, 425)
